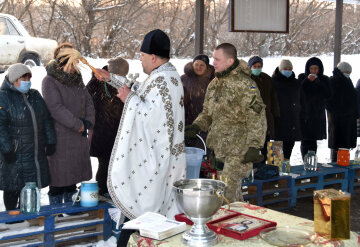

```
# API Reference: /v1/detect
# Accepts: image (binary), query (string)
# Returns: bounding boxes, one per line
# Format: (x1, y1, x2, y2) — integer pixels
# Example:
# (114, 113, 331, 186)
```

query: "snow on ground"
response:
(0, 54, 359, 246)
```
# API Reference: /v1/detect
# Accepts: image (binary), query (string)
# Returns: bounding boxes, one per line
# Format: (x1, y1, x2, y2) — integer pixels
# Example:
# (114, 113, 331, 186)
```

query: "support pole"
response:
(195, 0, 204, 56)
(334, 0, 343, 68)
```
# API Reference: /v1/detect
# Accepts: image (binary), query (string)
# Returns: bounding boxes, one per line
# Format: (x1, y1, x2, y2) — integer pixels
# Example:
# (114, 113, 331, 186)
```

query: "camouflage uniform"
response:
(193, 59, 267, 202)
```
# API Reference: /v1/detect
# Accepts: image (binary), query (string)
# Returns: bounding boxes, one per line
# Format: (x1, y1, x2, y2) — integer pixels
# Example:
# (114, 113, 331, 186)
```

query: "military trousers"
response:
(221, 156, 253, 203)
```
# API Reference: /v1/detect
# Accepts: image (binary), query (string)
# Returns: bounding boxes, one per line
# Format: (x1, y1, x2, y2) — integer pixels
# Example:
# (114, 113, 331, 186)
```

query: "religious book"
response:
(122, 212, 186, 240)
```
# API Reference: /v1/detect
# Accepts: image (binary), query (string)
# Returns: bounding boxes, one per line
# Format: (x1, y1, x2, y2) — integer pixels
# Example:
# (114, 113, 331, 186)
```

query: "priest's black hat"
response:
(140, 29, 170, 58)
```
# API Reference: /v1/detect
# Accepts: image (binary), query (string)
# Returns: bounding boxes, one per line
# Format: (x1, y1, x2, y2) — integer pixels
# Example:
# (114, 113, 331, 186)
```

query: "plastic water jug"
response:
(20, 182, 40, 214)
(80, 181, 99, 207)
(304, 151, 317, 171)
(185, 147, 205, 179)
(185, 134, 206, 179)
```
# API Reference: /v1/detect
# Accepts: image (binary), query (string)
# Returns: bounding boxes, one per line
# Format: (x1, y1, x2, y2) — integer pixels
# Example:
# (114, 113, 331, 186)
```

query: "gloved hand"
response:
(244, 147, 264, 163)
(81, 118, 92, 137)
(3, 150, 16, 163)
(45, 144, 56, 156)
(184, 124, 201, 139)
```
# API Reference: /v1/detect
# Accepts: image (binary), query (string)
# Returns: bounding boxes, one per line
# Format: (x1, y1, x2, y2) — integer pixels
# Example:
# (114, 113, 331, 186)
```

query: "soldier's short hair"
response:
(215, 43, 237, 60)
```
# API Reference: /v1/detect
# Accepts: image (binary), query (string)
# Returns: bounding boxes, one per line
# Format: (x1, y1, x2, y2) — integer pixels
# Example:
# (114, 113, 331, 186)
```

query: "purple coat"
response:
(42, 62, 95, 187)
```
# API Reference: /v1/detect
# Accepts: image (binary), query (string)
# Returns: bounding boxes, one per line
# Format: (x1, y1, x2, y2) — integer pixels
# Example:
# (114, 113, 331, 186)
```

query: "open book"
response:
(122, 212, 186, 240)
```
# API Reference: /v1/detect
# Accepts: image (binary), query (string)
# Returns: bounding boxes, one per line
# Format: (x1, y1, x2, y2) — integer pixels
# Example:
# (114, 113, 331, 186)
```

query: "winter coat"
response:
(0, 77, 56, 191)
(181, 62, 214, 149)
(298, 57, 331, 141)
(250, 72, 280, 139)
(327, 68, 358, 149)
(272, 67, 301, 142)
(181, 62, 215, 125)
(42, 61, 95, 187)
(86, 66, 124, 159)
(356, 79, 360, 137)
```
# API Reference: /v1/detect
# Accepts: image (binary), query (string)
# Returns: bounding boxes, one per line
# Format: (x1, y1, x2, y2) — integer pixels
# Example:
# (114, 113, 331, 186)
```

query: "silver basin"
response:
(173, 179, 226, 246)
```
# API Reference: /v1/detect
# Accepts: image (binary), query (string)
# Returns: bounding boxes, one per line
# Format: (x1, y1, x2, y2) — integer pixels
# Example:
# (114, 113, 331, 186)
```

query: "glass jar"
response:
(20, 182, 40, 214)
(281, 161, 291, 175)
(354, 145, 360, 164)
(304, 151, 318, 171)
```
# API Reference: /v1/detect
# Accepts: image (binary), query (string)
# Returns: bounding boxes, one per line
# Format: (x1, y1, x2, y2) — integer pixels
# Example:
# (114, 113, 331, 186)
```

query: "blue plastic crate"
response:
(242, 175, 292, 211)
(328, 162, 360, 194)
(0, 202, 112, 247)
(289, 164, 348, 207)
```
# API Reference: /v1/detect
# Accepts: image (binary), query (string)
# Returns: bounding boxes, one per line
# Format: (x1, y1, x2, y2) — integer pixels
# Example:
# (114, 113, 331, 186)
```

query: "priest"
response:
(96, 29, 186, 246)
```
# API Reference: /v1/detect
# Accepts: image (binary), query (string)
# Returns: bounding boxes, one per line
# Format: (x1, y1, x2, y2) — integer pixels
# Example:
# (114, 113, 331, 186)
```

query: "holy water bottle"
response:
(20, 182, 40, 214)
(304, 151, 317, 171)
(354, 145, 360, 164)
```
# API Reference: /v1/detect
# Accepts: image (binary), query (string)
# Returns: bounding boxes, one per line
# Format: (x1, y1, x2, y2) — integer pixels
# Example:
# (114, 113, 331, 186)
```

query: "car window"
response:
(6, 19, 20, 36)
(0, 18, 9, 35)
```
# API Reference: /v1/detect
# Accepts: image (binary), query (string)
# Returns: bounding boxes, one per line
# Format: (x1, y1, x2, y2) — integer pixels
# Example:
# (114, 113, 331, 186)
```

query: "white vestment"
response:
(108, 62, 186, 220)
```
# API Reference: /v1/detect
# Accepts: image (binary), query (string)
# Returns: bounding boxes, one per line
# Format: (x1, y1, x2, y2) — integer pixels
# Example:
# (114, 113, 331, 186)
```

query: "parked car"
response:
(0, 13, 58, 72)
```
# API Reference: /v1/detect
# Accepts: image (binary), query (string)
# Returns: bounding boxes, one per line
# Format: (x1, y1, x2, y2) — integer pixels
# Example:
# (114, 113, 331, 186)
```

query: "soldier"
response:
(185, 43, 267, 202)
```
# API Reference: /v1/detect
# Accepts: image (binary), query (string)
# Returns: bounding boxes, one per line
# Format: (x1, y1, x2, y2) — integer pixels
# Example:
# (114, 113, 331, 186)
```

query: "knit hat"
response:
(108, 57, 129, 76)
(248, 56, 263, 68)
(7, 63, 32, 83)
(279, 59, 293, 71)
(140, 29, 170, 58)
(337, 61, 352, 73)
(193, 54, 209, 66)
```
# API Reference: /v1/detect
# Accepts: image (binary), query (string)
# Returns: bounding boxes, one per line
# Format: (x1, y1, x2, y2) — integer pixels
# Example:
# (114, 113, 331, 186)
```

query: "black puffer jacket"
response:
(298, 57, 331, 140)
(0, 77, 56, 191)
(327, 68, 358, 149)
(272, 67, 301, 141)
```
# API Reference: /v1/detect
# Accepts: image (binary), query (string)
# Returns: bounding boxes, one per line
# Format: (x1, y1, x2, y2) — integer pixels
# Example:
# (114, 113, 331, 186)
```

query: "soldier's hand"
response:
(185, 124, 201, 140)
(244, 147, 264, 163)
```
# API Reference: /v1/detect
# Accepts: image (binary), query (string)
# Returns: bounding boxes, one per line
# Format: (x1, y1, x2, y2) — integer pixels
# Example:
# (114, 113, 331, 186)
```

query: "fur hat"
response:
(337, 61, 352, 73)
(140, 29, 170, 58)
(108, 57, 129, 76)
(193, 54, 209, 66)
(7, 63, 32, 83)
(279, 59, 293, 71)
(248, 56, 263, 68)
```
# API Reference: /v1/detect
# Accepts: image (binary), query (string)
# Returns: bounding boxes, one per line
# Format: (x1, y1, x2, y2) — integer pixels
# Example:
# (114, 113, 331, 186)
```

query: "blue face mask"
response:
(281, 70, 292, 78)
(343, 73, 350, 78)
(251, 68, 262, 76)
(16, 81, 31, 94)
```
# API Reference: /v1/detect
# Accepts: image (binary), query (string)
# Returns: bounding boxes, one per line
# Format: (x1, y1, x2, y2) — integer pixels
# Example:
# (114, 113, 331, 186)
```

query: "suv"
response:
(0, 13, 58, 72)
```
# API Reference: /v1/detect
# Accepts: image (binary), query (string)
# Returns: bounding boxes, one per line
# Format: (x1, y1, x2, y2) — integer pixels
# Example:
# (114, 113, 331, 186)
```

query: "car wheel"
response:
(21, 54, 40, 68)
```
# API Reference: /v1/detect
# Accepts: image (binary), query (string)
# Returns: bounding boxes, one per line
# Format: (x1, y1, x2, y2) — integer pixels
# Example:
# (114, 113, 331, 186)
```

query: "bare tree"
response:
(2, 0, 360, 58)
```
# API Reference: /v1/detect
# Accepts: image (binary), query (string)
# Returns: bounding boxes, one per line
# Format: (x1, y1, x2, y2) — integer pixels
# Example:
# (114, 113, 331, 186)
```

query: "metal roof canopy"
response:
(194, 0, 353, 68)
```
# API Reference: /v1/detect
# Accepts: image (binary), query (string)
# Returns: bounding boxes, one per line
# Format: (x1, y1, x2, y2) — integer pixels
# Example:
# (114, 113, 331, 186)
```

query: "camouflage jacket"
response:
(193, 59, 267, 158)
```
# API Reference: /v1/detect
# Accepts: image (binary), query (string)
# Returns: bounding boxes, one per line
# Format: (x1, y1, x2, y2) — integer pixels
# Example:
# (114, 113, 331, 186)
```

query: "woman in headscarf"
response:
(272, 59, 301, 161)
(181, 54, 215, 174)
(327, 62, 358, 161)
(298, 57, 330, 159)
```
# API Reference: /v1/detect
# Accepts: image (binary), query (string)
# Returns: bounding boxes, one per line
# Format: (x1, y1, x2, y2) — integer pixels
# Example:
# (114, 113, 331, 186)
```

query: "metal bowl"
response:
(173, 179, 226, 223)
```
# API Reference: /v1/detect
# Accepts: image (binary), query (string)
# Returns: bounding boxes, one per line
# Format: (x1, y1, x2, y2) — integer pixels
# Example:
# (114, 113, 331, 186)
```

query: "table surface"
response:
(129, 202, 359, 246)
